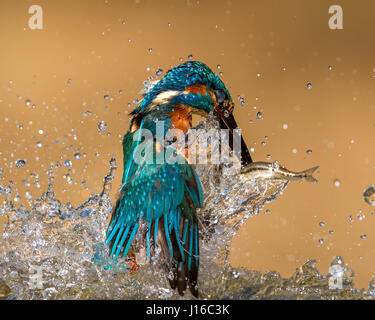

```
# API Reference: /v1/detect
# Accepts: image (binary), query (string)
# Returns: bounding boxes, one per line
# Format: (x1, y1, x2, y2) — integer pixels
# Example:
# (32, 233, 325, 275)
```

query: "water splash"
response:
(0, 130, 374, 300)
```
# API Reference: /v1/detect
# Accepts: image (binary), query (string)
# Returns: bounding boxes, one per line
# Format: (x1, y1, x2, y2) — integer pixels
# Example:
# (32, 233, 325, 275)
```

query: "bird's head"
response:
(130, 61, 252, 166)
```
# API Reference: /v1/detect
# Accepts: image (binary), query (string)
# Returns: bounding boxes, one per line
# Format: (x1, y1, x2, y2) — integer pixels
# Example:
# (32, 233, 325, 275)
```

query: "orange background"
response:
(0, 0, 374, 289)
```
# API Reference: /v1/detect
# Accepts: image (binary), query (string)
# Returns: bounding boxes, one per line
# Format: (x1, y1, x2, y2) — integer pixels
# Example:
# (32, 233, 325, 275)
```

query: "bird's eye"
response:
(214, 90, 226, 105)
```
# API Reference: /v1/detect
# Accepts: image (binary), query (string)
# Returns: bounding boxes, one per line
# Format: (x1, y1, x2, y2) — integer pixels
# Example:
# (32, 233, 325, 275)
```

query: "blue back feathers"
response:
(131, 61, 232, 116)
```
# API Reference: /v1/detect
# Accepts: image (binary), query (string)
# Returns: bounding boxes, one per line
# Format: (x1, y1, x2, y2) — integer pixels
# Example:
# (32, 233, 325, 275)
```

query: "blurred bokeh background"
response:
(0, 0, 374, 289)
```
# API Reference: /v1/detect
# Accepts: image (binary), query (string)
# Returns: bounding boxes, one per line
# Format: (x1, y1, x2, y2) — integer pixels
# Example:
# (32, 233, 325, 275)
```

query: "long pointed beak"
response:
(218, 112, 253, 167)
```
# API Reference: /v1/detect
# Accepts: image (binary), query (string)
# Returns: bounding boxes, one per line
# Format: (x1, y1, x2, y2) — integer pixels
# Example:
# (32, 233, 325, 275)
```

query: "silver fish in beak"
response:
(240, 161, 319, 183)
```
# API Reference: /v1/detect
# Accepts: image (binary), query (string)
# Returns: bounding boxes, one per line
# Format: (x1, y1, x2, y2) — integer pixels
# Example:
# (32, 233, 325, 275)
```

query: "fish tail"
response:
(301, 166, 319, 183)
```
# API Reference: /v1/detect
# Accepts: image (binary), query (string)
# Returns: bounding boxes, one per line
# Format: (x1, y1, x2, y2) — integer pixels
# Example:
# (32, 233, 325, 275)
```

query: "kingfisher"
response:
(106, 61, 253, 297)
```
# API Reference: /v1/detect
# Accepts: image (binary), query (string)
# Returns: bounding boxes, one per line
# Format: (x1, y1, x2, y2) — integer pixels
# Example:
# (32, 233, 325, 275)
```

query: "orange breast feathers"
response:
(167, 104, 192, 134)
(166, 105, 192, 159)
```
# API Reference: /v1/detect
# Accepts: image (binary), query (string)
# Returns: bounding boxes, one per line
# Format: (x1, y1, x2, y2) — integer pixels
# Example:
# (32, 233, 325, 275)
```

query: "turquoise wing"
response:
(106, 156, 203, 296)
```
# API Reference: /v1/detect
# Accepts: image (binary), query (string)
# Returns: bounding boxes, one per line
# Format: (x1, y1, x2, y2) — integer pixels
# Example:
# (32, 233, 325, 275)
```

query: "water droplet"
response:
(104, 94, 109, 100)
(237, 95, 246, 107)
(363, 185, 375, 206)
(256, 111, 263, 119)
(256, 72, 261, 77)
(282, 123, 288, 130)
(357, 212, 365, 221)
(369, 275, 375, 295)
(328, 65, 333, 71)
(67, 78, 72, 86)
(272, 161, 280, 170)
(83, 110, 92, 117)
(25, 99, 31, 106)
(16, 159, 26, 168)
(360, 234, 367, 240)
(329, 256, 345, 281)
(307, 82, 312, 89)
(155, 68, 163, 77)
(348, 215, 353, 223)
(330, 255, 344, 269)
(334, 179, 340, 187)
(188, 54, 193, 60)
(38, 129, 44, 135)
(265, 209, 271, 215)
(133, 99, 139, 105)
(64, 160, 72, 167)
(318, 238, 324, 244)
(217, 64, 221, 69)
(148, 48, 152, 53)
(65, 174, 73, 185)
(306, 149, 312, 155)
(109, 158, 117, 168)
(36, 142, 42, 148)
(74, 153, 81, 160)
(319, 221, 325, 227)
(98, 121, 107, 131)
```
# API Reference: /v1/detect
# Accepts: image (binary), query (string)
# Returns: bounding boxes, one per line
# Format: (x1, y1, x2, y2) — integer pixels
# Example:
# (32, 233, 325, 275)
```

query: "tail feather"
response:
(107, 193, 200, 298)
(122, 223, 139, 258)
(188, 226, 199, 296)
(175, 262, 188, 295)
(107, 199, 140, 260)
(114, 225, 130, 257)
(111, 225, 126, 256)
(107, 198, 121, 242)
(301, 166, 319, 183)
(188, 261, 199, 297)
(164, 214, 199, 297)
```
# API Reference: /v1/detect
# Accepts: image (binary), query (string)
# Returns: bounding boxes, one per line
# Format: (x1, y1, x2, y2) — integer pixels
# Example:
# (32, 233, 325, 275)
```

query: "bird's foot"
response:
(126, 258, 140, 274)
